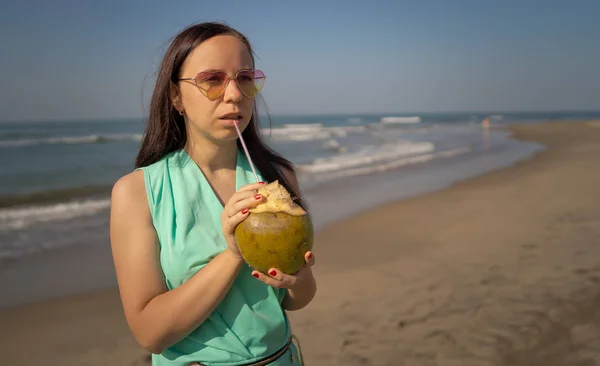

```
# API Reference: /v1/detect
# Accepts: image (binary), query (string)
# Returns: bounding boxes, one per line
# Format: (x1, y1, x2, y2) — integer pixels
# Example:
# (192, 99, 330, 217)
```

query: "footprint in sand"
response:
(519, 242, 538, 264)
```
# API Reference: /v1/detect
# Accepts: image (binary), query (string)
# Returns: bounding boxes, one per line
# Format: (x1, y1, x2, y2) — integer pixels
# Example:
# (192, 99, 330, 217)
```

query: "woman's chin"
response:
(213, 129, 243, 143)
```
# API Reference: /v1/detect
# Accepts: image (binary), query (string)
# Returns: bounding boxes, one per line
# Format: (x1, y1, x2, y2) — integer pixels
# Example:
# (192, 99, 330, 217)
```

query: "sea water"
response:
(1, 111, 599, 263)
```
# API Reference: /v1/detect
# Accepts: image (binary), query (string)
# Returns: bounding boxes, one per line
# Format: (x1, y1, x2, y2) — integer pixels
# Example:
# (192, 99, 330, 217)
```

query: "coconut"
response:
(234, 180, 314, 275)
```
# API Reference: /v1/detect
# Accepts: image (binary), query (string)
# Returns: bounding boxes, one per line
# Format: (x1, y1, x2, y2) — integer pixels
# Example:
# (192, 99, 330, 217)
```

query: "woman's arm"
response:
(109, 171, 259, 354)
(281, 253, 317, 311)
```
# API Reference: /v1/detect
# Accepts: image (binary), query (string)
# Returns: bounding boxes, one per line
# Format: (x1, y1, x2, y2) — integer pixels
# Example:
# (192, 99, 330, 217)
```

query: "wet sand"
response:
(288, 120, 600, 365)
(1, 121, 600, 365)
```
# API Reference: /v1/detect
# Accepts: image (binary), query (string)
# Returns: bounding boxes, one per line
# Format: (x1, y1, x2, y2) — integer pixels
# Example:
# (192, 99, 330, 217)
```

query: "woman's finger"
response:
(223, 190, 264, 219)
(230, 192, 264, 215)
(304, 251, 315, 267)
(266, 268, 298, 288)
(223, 207, 250, 225)
(227, 190, 256, 208)
(237, 181, 266, 193)
(252, 269, 298, 289)
(251, 270, 284, 288)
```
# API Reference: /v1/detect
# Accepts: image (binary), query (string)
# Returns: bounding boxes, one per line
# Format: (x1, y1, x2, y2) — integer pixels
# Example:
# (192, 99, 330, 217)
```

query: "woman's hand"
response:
(251, 251, 316, 289)
(221, 181, 265, 257)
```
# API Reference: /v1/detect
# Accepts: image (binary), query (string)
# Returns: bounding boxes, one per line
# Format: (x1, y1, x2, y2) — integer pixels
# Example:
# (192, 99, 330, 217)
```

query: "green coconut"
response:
(234, 180, 314, 275)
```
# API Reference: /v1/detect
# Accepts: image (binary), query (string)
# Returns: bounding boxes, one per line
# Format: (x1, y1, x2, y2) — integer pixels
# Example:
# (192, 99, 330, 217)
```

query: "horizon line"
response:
(2, 109, 600, 124)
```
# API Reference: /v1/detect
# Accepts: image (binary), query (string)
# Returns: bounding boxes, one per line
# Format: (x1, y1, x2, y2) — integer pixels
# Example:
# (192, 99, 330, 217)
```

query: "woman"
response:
(110, 22, 316, 366)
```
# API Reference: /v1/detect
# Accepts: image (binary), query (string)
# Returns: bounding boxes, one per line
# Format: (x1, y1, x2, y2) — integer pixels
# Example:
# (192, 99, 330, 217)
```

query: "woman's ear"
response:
(170, 82, 183, 113)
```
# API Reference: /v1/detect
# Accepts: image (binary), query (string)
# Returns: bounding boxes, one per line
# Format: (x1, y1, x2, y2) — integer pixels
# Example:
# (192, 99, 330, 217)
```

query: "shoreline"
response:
(0, 122, 531, 264)
(0, 121, 540, 308)
(1, 120, 600, 365)
(0, 121, 539, 309)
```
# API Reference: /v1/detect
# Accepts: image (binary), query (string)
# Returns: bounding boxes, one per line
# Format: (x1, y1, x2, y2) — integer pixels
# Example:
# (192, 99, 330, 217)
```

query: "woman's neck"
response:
(184, 134, 238, 175)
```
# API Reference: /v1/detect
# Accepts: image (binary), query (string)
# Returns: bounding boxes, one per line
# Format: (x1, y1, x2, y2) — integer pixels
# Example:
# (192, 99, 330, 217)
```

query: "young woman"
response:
(110, 22, 316, 366)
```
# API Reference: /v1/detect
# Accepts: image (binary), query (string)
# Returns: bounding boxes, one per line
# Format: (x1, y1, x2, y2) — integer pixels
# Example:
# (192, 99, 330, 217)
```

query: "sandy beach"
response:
(2, 120, 600, 366)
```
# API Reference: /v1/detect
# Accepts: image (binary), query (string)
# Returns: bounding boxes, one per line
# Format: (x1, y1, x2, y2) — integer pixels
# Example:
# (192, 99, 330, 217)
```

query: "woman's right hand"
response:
(221, 182, 266, 258)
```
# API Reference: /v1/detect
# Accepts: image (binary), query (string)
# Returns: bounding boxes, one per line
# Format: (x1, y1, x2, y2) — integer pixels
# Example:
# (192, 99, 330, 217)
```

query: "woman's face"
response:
(174, 35, 257, 144)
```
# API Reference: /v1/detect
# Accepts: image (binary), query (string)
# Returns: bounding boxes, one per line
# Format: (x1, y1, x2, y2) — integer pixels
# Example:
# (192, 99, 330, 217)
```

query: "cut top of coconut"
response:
(249, 180, 307, 216)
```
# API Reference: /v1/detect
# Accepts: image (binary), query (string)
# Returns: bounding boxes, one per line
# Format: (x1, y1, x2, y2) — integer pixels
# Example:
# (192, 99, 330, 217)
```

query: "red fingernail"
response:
(252, 273, 259, 278)
(254, 194, 262, 200)
(259, 182, 265, 185)
(269, 269, 277, 276)
(307, 252, 313, 259)
(242, 208, 248, 214)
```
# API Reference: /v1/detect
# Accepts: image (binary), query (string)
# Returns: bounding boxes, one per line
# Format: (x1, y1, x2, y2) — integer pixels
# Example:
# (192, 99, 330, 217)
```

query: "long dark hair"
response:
(135, 22, 305, 209)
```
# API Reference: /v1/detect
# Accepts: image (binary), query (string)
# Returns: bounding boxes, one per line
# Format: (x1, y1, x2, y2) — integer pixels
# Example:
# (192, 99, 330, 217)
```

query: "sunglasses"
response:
(179, 69, 266, 101)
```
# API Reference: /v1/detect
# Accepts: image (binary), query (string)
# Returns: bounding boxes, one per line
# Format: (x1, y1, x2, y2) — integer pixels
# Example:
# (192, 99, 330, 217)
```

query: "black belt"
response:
(190, 337, 295, 366)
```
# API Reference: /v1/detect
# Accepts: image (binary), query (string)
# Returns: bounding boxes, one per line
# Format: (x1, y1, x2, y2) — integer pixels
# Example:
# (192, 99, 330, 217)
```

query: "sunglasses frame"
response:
(179, 69, 266, 101)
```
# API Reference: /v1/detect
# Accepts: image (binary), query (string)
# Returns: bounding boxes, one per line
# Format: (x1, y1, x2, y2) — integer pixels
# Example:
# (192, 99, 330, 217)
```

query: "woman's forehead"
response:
(183, 35, 253, 72)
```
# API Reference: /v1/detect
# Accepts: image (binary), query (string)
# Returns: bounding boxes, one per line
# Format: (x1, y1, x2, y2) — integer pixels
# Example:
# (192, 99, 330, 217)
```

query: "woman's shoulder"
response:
(111, 170, 147, 210)
(112, 150, 184, 214)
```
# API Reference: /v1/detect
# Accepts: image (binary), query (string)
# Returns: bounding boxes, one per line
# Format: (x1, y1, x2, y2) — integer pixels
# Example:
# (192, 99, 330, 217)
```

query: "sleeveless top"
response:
(137, 148, 301, 366)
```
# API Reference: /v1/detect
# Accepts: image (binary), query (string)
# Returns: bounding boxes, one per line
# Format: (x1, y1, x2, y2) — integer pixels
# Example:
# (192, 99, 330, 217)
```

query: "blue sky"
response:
(1, 0, 599, 122)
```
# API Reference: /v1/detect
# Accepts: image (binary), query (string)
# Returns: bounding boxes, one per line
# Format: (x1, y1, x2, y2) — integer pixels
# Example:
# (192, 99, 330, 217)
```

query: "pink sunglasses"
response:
(179, 69, 266, 101)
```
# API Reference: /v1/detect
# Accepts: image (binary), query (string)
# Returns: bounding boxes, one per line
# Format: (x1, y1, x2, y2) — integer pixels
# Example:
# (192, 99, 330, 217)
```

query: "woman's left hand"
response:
(251, 251, 315, 289)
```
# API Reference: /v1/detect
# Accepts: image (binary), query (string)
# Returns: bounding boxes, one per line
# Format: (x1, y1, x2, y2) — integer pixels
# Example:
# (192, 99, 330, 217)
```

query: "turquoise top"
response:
(137, 148, 301, 366)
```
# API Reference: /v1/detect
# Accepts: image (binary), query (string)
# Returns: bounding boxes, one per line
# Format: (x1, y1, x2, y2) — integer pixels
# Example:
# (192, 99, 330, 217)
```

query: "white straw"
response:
(233, 121, 260, 182)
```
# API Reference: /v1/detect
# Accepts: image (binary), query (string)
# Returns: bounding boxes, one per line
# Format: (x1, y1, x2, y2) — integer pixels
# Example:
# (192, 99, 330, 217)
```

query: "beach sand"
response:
(1, 121, 600, 365)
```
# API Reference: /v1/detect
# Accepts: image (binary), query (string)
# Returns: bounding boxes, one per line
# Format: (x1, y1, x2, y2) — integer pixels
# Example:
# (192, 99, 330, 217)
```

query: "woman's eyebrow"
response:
(198, 68, 222, 73)
(198, 67, 254, 73)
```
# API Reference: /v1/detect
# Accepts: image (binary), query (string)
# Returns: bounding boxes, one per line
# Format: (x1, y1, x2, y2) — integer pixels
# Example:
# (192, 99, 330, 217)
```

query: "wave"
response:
(297, 141, 435, 174)
(261, 123, 367, 142)
(0, 185, 113, 209)
(299, 146, 471, 183)
(0, 121, 484, 232)
(0, 185, 114, 231)
(0, 198, 111, 231)
(0, 133, 142, 148)
(0, 147, 472, 232)
(380, 116, 422, 124)
(1, 119, 425, 147)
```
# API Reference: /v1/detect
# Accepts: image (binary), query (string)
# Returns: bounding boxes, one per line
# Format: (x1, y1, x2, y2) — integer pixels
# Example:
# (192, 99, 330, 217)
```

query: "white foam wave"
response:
(262, 124, 366, 142)
(300, 147, 471, 182)
(0, 133, 142, 148)
(0, 199, 111, 231)
(322, 139, 347, 152)
(298, 142, 435, 174)
(380, 116, 421, 124)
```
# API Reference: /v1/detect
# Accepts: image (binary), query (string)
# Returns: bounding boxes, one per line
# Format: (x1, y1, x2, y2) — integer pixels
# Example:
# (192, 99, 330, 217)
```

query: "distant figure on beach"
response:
(481, 117, 491, 151)
(109, 22, 315, 365)
(481, 117, 490, 129)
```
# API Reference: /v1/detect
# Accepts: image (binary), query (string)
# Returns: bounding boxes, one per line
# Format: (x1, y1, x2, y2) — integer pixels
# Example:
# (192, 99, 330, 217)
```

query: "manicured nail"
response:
(269, 269, 277, 276)
(252, 273, 259, 278)
(307, 252, 313, 259)
(259, 181, 265, 185)
(241, 208, 248, 214)
(254, 194, 262, 200)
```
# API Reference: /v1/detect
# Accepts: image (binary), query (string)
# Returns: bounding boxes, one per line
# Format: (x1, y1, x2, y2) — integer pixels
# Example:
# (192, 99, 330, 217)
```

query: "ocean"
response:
(1, 111, 599, 307)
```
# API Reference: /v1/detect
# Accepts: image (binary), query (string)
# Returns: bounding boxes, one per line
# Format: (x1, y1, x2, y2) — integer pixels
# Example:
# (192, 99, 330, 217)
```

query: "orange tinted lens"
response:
(237, 70, 265, 97)
(207, 86, 226, 100)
